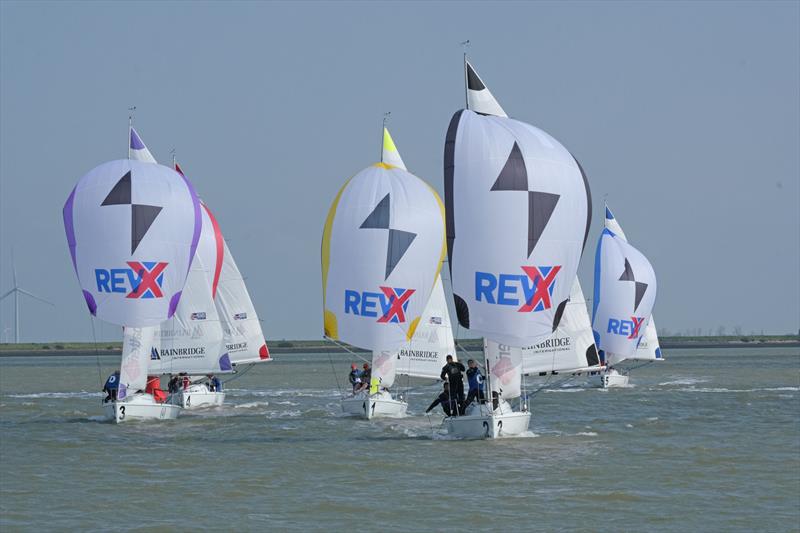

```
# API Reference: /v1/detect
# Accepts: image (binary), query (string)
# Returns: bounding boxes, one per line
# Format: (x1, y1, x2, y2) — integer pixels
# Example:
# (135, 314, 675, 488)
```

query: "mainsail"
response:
(519, 278, 601, 375)
(600, 206, 662, 364)
(591, 205, 658, 359)
(147, 204, 231, 375)
(118, 326, 154, 400)
(322, 127, 446, 355)
(395, 274, 456, 380)
(445, 60, 592, 348)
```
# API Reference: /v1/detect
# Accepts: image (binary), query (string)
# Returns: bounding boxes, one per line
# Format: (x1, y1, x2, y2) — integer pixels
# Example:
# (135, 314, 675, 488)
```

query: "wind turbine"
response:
(0, 251, 54, 343)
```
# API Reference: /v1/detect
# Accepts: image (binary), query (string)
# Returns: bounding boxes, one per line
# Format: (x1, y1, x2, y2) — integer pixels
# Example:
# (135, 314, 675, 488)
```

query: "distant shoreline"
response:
(0, 336, 797, 357)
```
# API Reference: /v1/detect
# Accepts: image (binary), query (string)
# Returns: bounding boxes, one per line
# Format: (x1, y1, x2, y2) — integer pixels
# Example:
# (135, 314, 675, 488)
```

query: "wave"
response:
(6, 391, 102, 399)
(658, 378, 709, 386)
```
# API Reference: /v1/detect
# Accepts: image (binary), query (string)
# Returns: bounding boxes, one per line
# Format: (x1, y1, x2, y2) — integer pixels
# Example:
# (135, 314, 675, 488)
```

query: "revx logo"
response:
(475, 266, 561, 312)
(344, 286, 416, 323)
(607, 317, 645, 339)
(95, 261, 168, 299)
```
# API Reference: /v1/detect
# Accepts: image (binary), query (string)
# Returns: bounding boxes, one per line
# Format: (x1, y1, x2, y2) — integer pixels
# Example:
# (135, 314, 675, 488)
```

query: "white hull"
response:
(444, 400, 531, 439)
(103, 393, 181, 424)
(341, 390, 408, 420)
(591, 368, 630, 388)
(170, 384, 225, 409)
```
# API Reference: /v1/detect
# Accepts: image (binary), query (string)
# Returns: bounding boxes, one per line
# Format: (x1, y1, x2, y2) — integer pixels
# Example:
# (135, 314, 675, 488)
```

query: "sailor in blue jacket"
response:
(102, 371, 120, 403)
(462, 359, 486, 410)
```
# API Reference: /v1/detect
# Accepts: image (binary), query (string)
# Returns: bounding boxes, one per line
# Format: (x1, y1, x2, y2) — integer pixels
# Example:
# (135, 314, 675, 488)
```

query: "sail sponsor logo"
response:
(398, 348, 439, 360)
(475, 266, 561, 312)
(429, 316, 442, 325)
(151, 346, 206, 358)
(344, 287, 416, 323)
(226, 342, 248, 352)
(607, 317, 645, 339)
(527, 336, 571, 352)
(234, 313, 248, 320)
(94, 261, 168, 299)
(190, 312, 206, 320)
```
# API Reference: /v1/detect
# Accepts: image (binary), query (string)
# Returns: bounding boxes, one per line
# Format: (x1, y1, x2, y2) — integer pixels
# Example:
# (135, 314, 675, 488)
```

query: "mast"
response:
(381, 112, 390, 163)
(127, 106, 136, 160)
(461, 40, 470, 110)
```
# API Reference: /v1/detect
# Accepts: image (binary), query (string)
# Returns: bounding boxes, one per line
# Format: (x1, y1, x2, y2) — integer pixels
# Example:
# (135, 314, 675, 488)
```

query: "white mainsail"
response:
(601, 206, 663, 364)
(484, 339, 523, 399)
(118, 326, 154, 400)
(215, 238, 271, 364)
(520, 278, 601, 375)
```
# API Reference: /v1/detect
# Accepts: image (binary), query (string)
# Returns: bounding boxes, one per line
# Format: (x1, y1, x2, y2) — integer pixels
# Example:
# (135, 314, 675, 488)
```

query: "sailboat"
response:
(591, 205, 661, 388)
(166, 160, 272, 406)
(443, 59, 592, 438)
(63, 126, 202, 423)
(322, 126, 446, 420)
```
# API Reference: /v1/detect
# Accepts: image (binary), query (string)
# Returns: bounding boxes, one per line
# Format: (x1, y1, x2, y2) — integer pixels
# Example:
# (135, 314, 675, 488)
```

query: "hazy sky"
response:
(1, 1, 798, 342)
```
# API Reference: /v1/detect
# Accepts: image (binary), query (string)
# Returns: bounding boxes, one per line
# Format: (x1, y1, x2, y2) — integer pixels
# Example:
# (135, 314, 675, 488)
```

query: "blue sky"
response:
(1, 1, 798, 341)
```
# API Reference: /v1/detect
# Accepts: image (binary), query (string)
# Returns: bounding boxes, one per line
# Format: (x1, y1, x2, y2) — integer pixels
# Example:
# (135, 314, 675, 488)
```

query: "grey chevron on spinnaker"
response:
(360, 193, 417, 279)
(619, 258, 648, 311)
(101, 170, 162, 254)
(491, 142, 560, 256)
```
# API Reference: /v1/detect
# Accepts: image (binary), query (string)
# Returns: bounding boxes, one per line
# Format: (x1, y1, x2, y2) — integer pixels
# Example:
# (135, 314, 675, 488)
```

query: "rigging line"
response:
(90, 316, 102, 385)
(221, 362, 256, 385)
(325, 343, 344, 396)
(325, 337, 371, 365)
(622, 360, 655, 373)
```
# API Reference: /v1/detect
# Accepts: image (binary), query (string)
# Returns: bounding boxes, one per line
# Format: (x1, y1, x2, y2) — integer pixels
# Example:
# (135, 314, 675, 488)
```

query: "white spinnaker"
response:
(63, 159, 201, 327)
(216, 239, 270, 364)
(322, 162, 446, 353)
(118, 326, 154, 400)
(484, 339, 522, 399)
(602, 206, 662, 364)
(591, 228, 657, 357)
(396, 274, 455, 380)
(522, 279, 601, 375)
(445, 108, 590, 347)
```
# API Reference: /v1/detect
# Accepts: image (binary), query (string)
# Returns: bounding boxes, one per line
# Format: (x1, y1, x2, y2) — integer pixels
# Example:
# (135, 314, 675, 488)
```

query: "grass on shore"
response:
(0, 335, 797, 352)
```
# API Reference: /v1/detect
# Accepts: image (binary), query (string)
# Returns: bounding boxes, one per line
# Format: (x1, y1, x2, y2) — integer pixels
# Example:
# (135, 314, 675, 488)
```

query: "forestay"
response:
(395, 275, 456, 380)
(602, 206, 662, 364)
(322, 128, 446, 352)
(591, 221, 657, 358)
(63, 159, 201, 327)
(444, 62, 591, 347)
(522, 279, 600, 375)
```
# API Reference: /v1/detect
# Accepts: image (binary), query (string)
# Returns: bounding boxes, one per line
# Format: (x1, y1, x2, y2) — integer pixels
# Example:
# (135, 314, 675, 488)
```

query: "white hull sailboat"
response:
(589, 205, 662, 388)
(169, 382, 226, 409)
(442, 59, 593, 438)
(341, 390, 408, 419)
(322, 126, 446, 423)
(446, 400, 531, 439)
(105, 392, 181, 423)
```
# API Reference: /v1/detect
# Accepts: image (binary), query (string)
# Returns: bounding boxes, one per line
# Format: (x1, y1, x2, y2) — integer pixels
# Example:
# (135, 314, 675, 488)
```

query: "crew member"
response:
(348, 363, 362, 393)
(440, 355, 466, 404)
(462, 359, 486, 411)
(425, 382, 460, 417)
(102, 371, 120, 403)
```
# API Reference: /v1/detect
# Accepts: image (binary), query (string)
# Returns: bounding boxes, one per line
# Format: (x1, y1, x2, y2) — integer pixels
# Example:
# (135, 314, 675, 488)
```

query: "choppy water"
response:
(1, 348, 798, 531)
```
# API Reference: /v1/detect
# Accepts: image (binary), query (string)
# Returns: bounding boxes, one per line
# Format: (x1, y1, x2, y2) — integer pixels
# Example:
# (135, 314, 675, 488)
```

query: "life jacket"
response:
(369, 377, 381, 395)
(153, 388, 167, 403)
(145, 376, 160, 395)
(466, 367, 484, 391)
